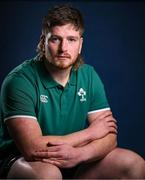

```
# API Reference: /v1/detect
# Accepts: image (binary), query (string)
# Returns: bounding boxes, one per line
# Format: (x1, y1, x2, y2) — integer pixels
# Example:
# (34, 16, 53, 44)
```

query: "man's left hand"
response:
(33, 141, 82, 168)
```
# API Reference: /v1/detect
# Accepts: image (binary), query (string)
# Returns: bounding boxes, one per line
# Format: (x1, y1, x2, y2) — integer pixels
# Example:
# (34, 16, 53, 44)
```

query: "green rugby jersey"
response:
(0, 57, 110, 155)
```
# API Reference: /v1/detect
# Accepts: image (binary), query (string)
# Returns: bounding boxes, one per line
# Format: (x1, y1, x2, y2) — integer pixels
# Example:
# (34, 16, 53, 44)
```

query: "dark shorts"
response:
(0, 156, 79, 179)
(0, 155, 20, 179)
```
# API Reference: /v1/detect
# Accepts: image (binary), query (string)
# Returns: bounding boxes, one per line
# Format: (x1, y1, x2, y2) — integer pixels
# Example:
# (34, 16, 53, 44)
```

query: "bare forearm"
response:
(77, 133, 117, 163)
(19, 129, 93, 161)
(18, 127, 92, 160)
(26, 119, 117, 160)
(43, 127, 92, 147)
(33, 133, 117, 167)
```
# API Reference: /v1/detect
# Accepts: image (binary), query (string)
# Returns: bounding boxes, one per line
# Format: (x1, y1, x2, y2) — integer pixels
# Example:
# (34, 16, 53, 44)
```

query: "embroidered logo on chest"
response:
(77, 88, 87, 102)
(40, 95, 48, 103)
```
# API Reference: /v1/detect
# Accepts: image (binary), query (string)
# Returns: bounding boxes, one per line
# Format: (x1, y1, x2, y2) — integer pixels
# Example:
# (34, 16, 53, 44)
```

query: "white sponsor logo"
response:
(40, 95, 48, 103)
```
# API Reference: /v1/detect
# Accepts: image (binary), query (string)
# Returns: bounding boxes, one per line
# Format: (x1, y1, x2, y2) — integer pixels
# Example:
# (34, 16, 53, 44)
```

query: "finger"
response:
(33, 151, 63, 159)
(109, 127, 118, 134)
(108, 119, 117, 126)
(93, 110, 112, 122)
(105, 116, 117, 123)
(37, 145, 64, 152)
(99, 110, 112, 119)
(42, 159, 63, 167)
(47, 143, 70, 152)
(34, 146, 61, 152)
(47, 141, 65, 147)
(110, 118, 117, 123)
(42, 158, 58, 164)
(104, 117, 117, 127)
(108, 122, 118, 131)
(47, 145, 61, 152)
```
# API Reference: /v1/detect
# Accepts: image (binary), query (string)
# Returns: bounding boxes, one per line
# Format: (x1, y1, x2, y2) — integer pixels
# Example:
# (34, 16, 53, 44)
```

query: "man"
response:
(0, 5, 145, 179)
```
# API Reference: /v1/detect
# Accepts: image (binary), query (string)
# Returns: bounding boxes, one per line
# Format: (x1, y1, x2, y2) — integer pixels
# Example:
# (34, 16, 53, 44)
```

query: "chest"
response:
(35, 83, 90, 135)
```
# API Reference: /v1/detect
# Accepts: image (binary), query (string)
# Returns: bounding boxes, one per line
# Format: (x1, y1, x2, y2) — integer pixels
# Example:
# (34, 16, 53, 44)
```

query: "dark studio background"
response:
(0, 1, 145, 158)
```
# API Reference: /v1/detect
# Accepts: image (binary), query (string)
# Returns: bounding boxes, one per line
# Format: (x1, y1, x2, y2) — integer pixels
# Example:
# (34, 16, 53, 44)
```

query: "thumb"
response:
(47, 141, 64, 147)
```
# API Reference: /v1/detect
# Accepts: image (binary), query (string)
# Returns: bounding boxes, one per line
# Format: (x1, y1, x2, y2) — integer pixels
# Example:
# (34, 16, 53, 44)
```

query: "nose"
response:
(59, 39, 68, 52)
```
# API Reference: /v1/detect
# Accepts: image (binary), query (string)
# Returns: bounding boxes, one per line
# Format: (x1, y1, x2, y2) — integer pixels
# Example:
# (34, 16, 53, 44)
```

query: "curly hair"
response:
(37, 5, 84, 69)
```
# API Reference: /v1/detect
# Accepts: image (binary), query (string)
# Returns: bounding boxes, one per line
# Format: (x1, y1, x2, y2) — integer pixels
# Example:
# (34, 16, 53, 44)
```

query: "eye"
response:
(49, 36, 60, 43)
(68, 38, 77, 42)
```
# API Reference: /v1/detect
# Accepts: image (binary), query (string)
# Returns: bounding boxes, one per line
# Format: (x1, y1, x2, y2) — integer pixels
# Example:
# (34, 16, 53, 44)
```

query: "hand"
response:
(88, 111, 117, 140)
(33, 142, 82, 168)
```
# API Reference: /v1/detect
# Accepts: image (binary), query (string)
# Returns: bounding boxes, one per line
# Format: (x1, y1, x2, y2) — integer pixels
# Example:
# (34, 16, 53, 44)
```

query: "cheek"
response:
(72, 47, 81, 57)
(46, 45, 57, 56)
(70, 50, 79, 61)
(73, 42, 82, 55)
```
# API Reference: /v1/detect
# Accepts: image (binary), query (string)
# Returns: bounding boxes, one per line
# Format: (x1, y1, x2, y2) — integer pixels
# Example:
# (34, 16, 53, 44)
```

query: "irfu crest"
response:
(77, 88, 86, 102)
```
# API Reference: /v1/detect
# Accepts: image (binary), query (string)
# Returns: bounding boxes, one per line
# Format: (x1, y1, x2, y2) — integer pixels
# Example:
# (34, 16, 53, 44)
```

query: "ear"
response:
(79, 37, 83, 54)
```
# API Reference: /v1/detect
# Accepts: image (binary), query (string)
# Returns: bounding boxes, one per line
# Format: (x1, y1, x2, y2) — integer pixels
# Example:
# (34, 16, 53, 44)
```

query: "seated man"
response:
(0, 5, 145, 179)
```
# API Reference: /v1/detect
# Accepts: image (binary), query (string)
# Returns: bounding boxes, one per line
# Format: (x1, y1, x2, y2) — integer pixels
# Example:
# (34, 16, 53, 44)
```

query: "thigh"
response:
(7, 157, 79, 179)
(75, 147, 145, 179)
(7, 157, 63, 179)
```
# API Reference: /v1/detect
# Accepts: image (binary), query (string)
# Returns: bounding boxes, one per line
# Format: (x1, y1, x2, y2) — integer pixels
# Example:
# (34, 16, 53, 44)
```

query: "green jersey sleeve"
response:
(1, 73, 37, 121)
(88, 67, 110, 114)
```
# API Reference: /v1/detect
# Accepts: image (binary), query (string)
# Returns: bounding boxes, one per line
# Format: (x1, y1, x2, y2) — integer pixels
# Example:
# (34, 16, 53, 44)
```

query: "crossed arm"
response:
(6, 110, 117, 168)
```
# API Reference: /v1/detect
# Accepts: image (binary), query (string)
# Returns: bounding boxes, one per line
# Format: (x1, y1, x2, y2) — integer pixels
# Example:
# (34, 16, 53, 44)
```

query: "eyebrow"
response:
(50, 34, 79, 40)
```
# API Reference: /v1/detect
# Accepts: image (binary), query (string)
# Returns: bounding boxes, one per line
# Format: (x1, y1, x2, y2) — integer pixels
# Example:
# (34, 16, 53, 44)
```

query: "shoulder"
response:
(78, 64, 94, 72)
(2, 57, 39, 84)
(7, 57, 38, 78)
(78, 64, 99, 75)
(77, 64, 101, 81)
(1, 57, 39, 94)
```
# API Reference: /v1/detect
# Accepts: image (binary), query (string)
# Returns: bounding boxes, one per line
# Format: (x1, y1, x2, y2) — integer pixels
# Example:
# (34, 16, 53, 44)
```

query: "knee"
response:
(31, 162, 63, 179)
(119, 149, 145, 178)
(7, 157, 62, 179)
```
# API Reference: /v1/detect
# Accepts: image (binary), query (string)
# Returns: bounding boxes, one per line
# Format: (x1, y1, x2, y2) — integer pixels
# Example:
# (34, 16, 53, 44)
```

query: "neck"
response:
(44, 61, 72, 87)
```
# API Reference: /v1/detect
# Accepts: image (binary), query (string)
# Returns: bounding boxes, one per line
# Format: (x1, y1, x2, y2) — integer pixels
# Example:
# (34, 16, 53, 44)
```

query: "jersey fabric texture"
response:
(0, 57, 110, 156)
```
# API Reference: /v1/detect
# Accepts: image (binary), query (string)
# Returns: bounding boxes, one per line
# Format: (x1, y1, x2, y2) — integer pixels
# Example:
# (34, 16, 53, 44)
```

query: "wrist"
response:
(76, 146, 90, 163)
(85, 127, 94, 141)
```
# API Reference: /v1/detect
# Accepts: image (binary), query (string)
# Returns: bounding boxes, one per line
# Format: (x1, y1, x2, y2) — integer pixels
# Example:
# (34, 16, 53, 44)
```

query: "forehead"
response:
(49, 24, 81, 37)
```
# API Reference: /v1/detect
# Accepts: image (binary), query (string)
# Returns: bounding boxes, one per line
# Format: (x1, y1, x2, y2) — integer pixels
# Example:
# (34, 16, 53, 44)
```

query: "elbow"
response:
(113, 139, 117, 149)
(16, 136, 45, 161)
(20, 140, 46, 161)
(111, 133, 118, 150)
(106, 133, 117, 151)
(19, 143, 41, 161)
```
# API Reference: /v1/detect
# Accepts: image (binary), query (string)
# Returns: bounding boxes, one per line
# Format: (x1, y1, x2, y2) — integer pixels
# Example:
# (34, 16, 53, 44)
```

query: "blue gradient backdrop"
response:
(0, 1, 145, 158)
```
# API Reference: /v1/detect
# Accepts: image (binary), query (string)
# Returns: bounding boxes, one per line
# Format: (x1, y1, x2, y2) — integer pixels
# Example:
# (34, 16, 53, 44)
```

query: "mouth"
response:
(56, 55, 70, 60)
